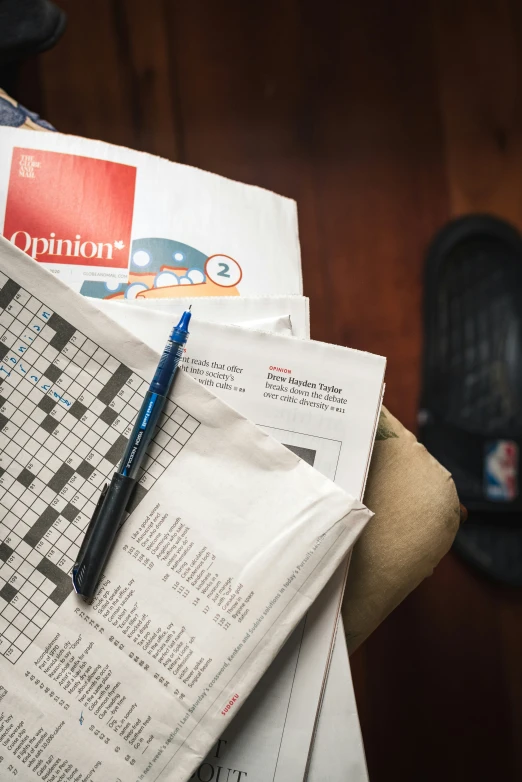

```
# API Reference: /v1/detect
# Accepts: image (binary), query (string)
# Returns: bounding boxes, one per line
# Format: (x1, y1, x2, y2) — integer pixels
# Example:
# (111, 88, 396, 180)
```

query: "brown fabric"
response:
(343, 407, 460, 653)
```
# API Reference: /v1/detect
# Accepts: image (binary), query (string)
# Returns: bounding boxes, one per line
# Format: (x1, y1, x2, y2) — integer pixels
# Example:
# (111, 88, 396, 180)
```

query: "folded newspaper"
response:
(0, 238, 370, 781)
(0, 125, 375, 781)
(93, 299, 384, 782)
(0, 127, 301, 300)
(130, 295, 311, 339)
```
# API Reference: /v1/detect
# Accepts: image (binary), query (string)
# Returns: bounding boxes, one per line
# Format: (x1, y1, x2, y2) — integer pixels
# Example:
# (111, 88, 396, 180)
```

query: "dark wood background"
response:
(7, 1, 522, 779)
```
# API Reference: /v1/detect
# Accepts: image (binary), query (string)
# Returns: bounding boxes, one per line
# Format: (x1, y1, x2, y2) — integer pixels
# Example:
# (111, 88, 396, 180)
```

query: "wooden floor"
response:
(9, 1, 522, 779)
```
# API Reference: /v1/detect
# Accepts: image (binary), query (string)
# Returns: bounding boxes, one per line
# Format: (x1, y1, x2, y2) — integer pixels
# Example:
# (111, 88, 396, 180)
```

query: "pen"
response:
(72, 308, 192, 600)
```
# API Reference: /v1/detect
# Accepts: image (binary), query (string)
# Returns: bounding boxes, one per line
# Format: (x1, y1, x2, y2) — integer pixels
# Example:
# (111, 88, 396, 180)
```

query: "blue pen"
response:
(72, 309, 191, 600)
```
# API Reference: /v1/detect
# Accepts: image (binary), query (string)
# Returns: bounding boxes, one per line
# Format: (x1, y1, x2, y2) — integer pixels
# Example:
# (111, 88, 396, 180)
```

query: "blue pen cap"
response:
(150, 310, 191, 395)
(170, 309, 191, 344)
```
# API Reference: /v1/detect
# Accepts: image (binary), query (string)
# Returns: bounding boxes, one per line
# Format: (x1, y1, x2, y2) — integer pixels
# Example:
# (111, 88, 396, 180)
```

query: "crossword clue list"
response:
(0, 272, 199, 663)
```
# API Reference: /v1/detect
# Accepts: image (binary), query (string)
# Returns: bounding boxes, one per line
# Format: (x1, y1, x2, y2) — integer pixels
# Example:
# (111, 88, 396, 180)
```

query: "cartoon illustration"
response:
(80, 238, 242, 300)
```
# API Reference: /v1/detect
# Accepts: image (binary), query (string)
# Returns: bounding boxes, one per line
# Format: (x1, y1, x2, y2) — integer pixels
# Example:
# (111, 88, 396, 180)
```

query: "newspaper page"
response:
(150, 304, 368, 782)
(0, 127, 301, 299)
(103, 300, 370, 782)
(0, 238, 370, 782)
(130, 296, 311, 339)
(94, 300, 385, 781)
(95, 301, 384, 501)
(308, 622, 369, 782)
(236, 315, 293, 336)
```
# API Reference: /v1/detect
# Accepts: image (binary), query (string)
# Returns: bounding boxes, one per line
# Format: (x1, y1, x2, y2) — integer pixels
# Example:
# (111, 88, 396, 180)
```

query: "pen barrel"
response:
(72, 473, 136, 600)
(120, 391, 166, 478)
(150, 338, 185, 396)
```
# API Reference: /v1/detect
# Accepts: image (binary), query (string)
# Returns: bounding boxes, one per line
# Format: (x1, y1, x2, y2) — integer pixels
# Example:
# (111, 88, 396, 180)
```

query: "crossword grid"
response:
(0, 272, 200, 663)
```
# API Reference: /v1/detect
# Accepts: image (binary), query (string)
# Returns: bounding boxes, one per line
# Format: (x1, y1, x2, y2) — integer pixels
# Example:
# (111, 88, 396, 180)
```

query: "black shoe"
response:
(419, 214, 522, 585)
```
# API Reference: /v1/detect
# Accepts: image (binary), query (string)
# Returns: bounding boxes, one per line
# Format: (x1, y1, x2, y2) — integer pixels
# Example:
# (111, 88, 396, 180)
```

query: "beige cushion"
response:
(343, 407, 460, 653)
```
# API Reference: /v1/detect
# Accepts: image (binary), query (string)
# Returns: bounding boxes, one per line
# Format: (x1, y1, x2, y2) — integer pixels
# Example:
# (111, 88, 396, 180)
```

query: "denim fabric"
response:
(0, 89, 55, 129)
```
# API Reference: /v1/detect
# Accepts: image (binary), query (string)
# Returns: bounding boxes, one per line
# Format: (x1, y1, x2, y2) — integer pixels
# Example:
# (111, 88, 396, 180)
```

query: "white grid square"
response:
(3, 624, 19, 642)
(31, 428, 48, 446)
(13, 614, 29, 632)
(2, 605, 17, 622)
(38, 467, 54, 486)
(71, 420, 89, 439)
(36, 539, 51, 557)
(31, 493, 47, 514)
(24, 622, 40, 640)
(165, 440, 182, 458)
(22, 432, 40, 451)
(46, 548, 61, 566)
(172, 408, 188, 425)
(20, 582, 37, 600)
(14, 634, 30, 651)
(42, 345, 59, 362)
(21, 600, 37, 618)
(30, 591, 46, 608)
(13, 521, 30, 541)
(17, 560, 34, 579)
(32, 611, 48, 628)
(83, 429, 99, 448)
(69, 332, 86, 350)
(20, 489, 38, 508)
(73, 352, 89, 370)
(14, 541, 31, 560)
(40, 578, 55, 597)
(86, 378, 103, 397)
(156, 450, 174, 469)
(61, 344, 78, 361)
(161, 418, 179, 437)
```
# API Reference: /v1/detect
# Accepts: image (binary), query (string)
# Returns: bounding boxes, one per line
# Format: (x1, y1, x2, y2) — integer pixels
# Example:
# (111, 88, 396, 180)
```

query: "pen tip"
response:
(188, 304, 192, 311)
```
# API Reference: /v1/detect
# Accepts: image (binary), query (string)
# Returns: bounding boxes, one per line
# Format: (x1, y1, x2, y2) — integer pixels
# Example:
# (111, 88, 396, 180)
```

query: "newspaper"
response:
(308, 623, 369, 782)
(95, 301, 384, 500)
(0, 238, 370, 782)
(0, 127, 302, 299)
(109, 304, 369, 781)
(130, 295, 311, 339)
(93, 299, 385, 781)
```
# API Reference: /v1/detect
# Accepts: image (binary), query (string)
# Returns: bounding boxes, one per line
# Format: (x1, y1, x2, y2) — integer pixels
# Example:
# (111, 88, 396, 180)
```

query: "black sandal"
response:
(419, 214, 522, 585)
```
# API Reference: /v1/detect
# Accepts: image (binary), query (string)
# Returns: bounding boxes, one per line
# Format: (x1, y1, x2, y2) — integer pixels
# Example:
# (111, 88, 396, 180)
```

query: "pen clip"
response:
(73, 482, 108, 575)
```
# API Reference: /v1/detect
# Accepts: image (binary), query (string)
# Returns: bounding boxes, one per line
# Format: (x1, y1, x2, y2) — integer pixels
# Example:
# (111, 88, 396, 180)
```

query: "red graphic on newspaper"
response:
(4, 147, 136, 269)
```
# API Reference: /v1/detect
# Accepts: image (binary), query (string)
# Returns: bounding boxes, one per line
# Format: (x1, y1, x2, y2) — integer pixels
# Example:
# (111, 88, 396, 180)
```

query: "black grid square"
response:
(0, 542, 13, 562)
(105, 435, 128, 465)
(40, 415, 59, 434)
(0, 280, 20, 309)
(17, 468, 35, 489)
(69, 400, 88, 420)
(100, 406, 118, 426)
(0, 583, 17, 603)
(76, 460, 95, 480)
(61, 503, 80, 522)
(43, 364, 62, 383)
(47, 464, 74, 493)
(37, 396, 56, 413)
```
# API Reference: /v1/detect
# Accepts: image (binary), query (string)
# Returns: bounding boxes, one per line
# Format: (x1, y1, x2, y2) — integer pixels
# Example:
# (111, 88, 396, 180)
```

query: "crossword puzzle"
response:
(0, 272, 200, 663)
